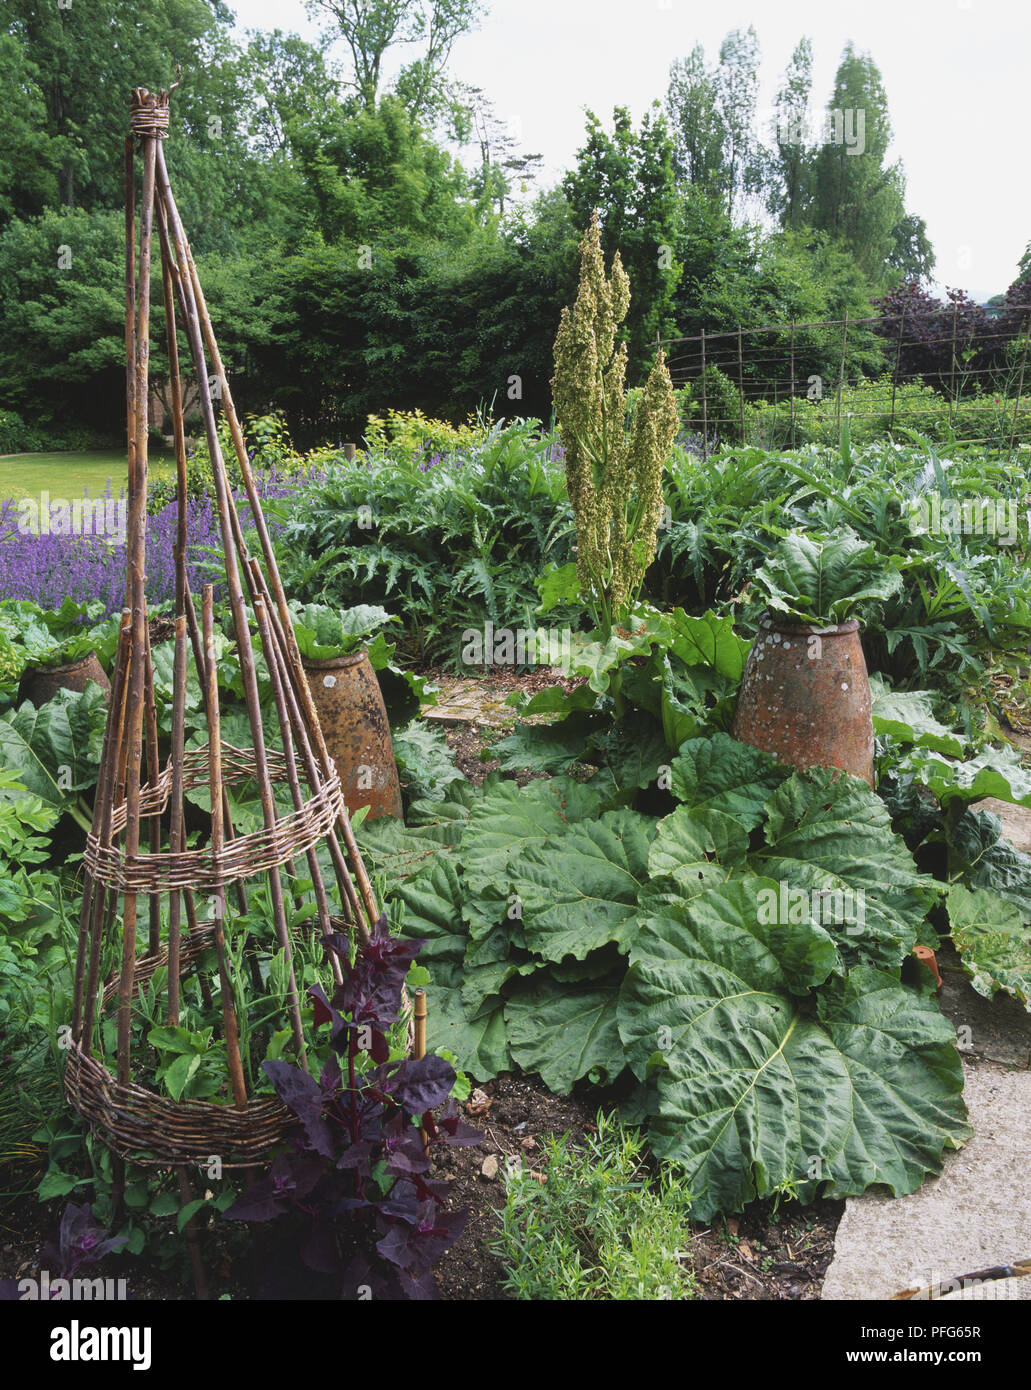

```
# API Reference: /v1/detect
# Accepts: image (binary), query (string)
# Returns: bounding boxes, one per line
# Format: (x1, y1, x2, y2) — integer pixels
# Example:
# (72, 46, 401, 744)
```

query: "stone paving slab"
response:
(974, 796, 1031, 855)
(421, 675, 568, 729)
(822, 1064, 1031, 1301)
(422, 679, 518, 727)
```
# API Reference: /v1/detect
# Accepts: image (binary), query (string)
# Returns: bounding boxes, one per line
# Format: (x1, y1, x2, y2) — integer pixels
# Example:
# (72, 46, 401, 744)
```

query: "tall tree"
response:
(225, 31, 341, 245)
(887, 213, 935, 284)
(4, 0, 243, 214)
(666, 29, 766, 220)
(666, 45, 725, 196)
(768, 37, 814, 231)
(563, 105, 681, 376)
(288, 94, 477, 244)
(239, 29, 337, 160)
(305, 0, 482, 126)
(809, 44, 907, 282)
(715, 26, 765, 220)
(0, 32, 58, 225)
(0, 207, 125, 430)
(461, 86, 543, 218)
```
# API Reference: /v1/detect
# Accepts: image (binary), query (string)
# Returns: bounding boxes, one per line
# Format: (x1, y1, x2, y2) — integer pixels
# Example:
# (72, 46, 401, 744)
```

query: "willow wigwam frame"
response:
(65, 84, 397, 1170)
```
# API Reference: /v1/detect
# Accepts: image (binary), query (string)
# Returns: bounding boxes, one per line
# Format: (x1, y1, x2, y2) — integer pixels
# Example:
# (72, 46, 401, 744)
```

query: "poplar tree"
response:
(715, 26, 765, 220)
(809, 44, 907, 283)
(666, 46, 725, 196)
(563, 108, 681, 377)
(768, 37, 815, 231)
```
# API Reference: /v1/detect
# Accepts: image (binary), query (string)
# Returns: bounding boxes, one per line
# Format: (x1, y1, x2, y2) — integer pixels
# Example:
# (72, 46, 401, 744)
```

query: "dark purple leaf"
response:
(383, 1055, 455, 1115)
(395, 1267, 440, 1300)
(335, 1141, 375, 1171)
(45, 1203, 127, 1278)
(262, 1060, 334, 1158)
(301, 1224, 343, 1276)
(223, 1153, 323, 1221)
(434, 1099, 484, 1147)
(383, 1134, 431, 1177)
(380, 1178, 419, 1225)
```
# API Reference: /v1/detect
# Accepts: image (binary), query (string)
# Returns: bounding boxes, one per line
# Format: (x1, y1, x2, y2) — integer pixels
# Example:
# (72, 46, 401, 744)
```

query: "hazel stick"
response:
(166, 614, 188, 1024)
(154, 156, 298, 1000)
(247, 561, 368, 943)
(75, 610, 132, 1046)
(142, 612, 163, 956)
(202, 585, 249, 1108)
(167, 196, 381, 933)
(253, 594, 342, 986)
(116, 115, 158, 1088)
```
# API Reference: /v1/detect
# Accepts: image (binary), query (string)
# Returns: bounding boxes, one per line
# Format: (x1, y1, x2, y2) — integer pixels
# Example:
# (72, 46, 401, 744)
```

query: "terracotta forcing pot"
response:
(17, 652, 112, 708)
(301, 648, 403, 820)
(731, 615, 874, 786)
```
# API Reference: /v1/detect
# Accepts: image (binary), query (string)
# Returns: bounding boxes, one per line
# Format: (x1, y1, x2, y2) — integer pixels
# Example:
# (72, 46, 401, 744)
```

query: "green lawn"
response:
(0, 449, 175, 501)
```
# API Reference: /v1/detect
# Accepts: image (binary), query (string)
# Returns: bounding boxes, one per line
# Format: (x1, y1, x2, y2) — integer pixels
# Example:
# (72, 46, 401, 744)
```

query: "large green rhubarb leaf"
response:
(946, 884, 1031, 1010)
(647, 805, 748, 895)
(425, 986, 511, 1080)
(618, 878, 969, 1220)
(392, 844, 537, 1060)
(754, 768, 933, 969)
(288, 602, 395, 661)
(508, 810, 657, 963)
(599, 714, 670, 795)
(869, 676, 965, 757)
(492, 713, 598, 777)
(354, 816, 450, 881)
(505, 981, 623, 1093)
(667, 609, 751, 680)
(459, 775, 602, 892)
(670, 733, 790, 830)
(392, 857, 469, 978)
(0, 685, 107, 814)
(946, 808, 1031, 917)
(904, 744, 1031, 810)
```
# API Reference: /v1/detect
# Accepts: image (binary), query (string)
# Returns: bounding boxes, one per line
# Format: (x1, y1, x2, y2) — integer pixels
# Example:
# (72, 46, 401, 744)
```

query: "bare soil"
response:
(432, 1073, 842, 1301)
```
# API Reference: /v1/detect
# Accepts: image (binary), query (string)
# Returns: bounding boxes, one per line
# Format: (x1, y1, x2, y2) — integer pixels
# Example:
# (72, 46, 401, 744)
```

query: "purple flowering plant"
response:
(0, 470, 313, 619)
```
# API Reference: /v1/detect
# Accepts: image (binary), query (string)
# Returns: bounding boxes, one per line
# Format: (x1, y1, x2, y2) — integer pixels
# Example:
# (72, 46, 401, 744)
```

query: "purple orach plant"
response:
(0, 1204, 127, 1300)
(223, 918, 479, 1300)
(42, 1203, 128, 1278)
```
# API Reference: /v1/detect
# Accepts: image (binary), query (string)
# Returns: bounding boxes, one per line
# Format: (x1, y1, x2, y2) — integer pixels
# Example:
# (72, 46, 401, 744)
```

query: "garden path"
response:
(822, 1009, 1031, 1300)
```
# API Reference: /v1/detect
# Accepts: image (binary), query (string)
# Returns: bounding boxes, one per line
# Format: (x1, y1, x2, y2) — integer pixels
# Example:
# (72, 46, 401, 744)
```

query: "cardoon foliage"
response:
(552, 210, 678, 634)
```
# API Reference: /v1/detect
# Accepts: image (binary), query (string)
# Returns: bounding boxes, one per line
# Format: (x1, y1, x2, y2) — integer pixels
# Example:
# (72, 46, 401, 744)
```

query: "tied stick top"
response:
(129, 86, 174, 139)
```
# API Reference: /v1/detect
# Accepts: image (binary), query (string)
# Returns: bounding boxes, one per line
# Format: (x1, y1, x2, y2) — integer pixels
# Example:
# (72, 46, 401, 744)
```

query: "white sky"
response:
(226, 0, 1031, 300)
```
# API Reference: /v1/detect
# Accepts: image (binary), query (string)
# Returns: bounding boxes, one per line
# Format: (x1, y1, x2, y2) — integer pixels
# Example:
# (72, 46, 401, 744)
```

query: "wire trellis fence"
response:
(658, 309, 1031, 459)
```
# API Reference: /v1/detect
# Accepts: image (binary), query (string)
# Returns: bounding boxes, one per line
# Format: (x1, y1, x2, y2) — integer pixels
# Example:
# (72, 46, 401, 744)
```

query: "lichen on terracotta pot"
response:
(731, 614, 874, 785)
(17, 651, 112, 708)
(302, 647, 403, 821)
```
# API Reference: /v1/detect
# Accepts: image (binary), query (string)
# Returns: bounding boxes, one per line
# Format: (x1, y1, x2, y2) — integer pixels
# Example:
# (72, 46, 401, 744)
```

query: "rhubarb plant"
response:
(374, 734, 975, 1219)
